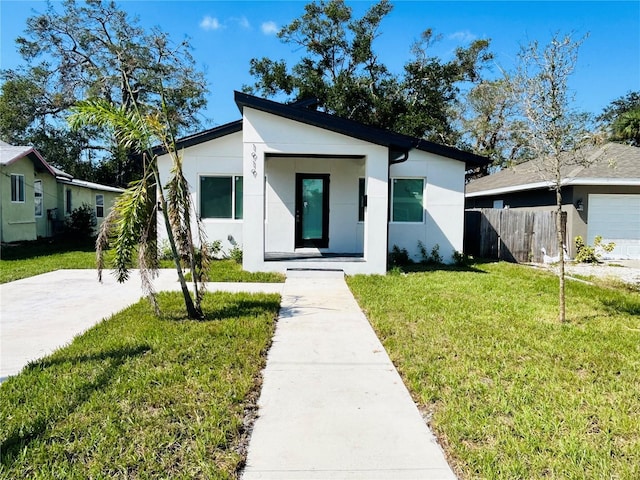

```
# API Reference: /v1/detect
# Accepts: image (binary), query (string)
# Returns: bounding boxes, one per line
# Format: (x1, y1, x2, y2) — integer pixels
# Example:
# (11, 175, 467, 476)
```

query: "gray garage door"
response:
(587, 194, 640, 260)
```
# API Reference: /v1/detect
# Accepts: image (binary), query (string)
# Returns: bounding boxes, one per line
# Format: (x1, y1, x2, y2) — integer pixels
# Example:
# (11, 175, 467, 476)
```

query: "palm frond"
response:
(69, 99, 154, 153)
(105, 171, 157, 283)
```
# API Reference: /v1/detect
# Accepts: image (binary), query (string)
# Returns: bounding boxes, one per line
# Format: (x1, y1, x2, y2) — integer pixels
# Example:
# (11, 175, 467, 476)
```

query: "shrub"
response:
(64, 203, 97, 241)
(452, 250, 469, 266)
(228, 245, 243, 264)
(389, 245, 412, 268)
(417, 241, 443, 265)
(210, 240, 223, 258)
(574, 235, 616, 263)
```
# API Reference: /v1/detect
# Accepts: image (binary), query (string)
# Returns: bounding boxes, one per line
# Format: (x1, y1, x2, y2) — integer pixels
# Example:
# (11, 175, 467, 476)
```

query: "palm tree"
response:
(69, 99, 210, 319)
(611, 107, 640, 146)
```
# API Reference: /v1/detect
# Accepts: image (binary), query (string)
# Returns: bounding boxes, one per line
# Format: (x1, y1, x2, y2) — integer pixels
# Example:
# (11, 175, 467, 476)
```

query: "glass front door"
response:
(295, 174, 329, 248)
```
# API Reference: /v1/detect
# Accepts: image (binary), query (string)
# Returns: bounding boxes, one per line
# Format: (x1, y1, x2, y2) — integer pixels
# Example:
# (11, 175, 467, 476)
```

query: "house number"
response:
(251, 144, 257, 178)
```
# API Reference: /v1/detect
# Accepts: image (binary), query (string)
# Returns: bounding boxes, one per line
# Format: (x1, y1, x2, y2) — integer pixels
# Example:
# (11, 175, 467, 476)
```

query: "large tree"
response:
(398, 29, 492, 144)
(461, 79, 531, 177)
(597, 91, 640, 146)
(1, 0, 207, 186)
(245, 0, 492, 146)
(512, 33, 594, 323)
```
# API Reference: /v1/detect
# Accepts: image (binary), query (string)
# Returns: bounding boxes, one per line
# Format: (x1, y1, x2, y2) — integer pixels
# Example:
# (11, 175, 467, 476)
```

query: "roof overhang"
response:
(234, 91, 415, 154)
(1, 146, 57, 177)
(57, 177, 125, 193)
(235, 91, 489, 168)
(466, 177, 640, 197)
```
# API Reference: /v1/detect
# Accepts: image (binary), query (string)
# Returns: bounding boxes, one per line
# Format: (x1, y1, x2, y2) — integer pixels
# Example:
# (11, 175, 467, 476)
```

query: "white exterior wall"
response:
(389, 150, 466, 264)
(242, 108, 389, 274)
(265, 156, 365, 253)
(157, 109, 468, 273)
(157, 131, 244, 255)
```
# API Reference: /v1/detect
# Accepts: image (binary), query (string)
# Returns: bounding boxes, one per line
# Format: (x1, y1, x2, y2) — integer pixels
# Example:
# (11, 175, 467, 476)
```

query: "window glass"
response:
(65, 189, 72, 214)
(392, 178, 424, 222)
(200, 176, 232, 218)
(96, 194, 104, 218)
(358, 178, 365, 222)
(34, 180, 43, 216)
(234, 176, 243, 219)
(11, 174, 25, 202)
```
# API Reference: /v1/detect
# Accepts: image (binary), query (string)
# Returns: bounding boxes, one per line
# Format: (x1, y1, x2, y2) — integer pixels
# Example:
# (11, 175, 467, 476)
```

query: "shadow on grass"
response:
(204, 298, 281, 321)
(25, 344, 151, 370)
(601, 297, 640, 316)
(1, 344, 150, 465)
(160, 297, 282, 322)
(1, 238, 96, 261)
(391, 259, 493, 275)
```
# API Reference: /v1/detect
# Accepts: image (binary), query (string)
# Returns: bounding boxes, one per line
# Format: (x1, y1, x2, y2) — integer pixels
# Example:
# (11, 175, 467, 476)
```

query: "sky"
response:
(1, 0, 639, 130)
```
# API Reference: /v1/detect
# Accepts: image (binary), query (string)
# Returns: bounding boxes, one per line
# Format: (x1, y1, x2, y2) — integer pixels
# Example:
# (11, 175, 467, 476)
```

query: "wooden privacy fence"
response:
(464, 209, 567, 263)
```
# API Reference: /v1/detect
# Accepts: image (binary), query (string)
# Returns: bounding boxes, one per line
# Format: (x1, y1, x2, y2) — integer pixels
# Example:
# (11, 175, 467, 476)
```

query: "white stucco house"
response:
(157, 92, 488, 274)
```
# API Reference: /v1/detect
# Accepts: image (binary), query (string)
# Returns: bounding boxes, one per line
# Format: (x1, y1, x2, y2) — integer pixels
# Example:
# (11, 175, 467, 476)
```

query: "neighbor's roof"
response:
(0, 140, 57, 176)
(56, 176, 125, 193)
(466, 143, 640, 198)
(1, 140, 124, 193)
(167, 92, 490, 168)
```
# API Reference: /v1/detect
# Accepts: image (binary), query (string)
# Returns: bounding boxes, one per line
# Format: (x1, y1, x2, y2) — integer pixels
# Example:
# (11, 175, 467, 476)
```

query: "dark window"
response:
(96, 194, 104, 218)
(11, 174, 25, 202)
(358, 178, 365, 222)
(392, 178, 424, 222)
(234, 176, 243, 220)
(65, 189, 72, 214)
(200, 176, 243, 219)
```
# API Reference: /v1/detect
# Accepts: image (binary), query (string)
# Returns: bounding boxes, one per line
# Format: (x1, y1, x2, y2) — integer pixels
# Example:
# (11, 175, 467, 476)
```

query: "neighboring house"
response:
(465, 143, 640, 260)
(0, 141, 124, 243)
(157, 91, 488, 274)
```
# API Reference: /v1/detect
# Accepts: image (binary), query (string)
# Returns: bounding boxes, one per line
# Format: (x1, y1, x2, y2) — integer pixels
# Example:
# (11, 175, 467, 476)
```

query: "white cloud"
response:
(200, 16, 222, 31)
(261, 21, 278, 35)
(448, 30, 477, 42)
(237, 16, 250, 29)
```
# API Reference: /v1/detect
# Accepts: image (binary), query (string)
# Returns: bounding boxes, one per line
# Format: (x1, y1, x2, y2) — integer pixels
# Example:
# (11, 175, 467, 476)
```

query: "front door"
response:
(295, 174, 329, 248)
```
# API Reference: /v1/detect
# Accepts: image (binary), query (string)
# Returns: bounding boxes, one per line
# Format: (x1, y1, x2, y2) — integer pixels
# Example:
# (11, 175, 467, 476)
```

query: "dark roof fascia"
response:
(234, 91, 415, 153)
(234, 91, 490, 167)
(154, 120, 243, 155)
(415, 139, 489, 168)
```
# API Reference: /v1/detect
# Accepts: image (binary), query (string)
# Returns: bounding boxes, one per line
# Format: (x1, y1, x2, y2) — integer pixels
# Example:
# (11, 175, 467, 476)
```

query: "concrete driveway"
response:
(0, 269, 283, 381)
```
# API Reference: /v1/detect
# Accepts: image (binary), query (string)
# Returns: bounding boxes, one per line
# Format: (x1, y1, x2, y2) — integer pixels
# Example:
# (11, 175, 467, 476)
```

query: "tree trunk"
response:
(555, 186, 566, 323)
(151, 164, 202, 319)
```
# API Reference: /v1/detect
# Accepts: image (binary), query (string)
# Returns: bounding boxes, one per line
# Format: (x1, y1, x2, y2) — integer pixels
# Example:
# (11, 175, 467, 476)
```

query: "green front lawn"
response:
(348, 262, 640, 479)
(0, 240, 284, 284)
(0, 240, 99, 283)
(0, 291, 280, 479)
(206, 259, 285, 283)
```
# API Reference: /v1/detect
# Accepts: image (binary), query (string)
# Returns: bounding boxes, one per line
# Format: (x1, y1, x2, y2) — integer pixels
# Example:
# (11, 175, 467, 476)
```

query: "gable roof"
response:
(0, 140, 124, 193)
(234, 91, 488, 167)
(169, 92, 489, 168)
(466, 143, 640, 198)
(0, 141, 57, 176)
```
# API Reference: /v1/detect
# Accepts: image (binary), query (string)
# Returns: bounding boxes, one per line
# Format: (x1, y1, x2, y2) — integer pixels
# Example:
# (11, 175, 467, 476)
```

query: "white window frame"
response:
(11, 174, 25, 203)
(34, 180, 43, 217)
(390, 177, 425, 224)
(95, 194, 104, 218)
(199, 175, 243, 220)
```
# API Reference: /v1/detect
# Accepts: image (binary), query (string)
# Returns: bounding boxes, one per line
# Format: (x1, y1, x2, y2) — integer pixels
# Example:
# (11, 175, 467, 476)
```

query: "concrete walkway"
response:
(0, 269, 283, 381)
(242, 270, 456, 480)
